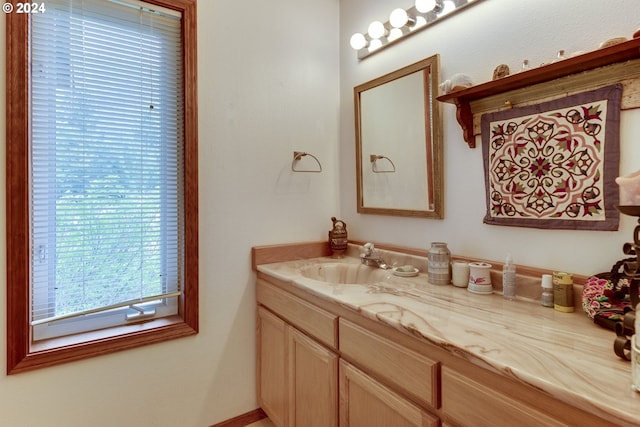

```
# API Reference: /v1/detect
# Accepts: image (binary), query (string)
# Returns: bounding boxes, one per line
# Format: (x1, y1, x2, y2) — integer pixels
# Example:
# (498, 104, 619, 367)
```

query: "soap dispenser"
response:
(328, 217, 348, 257)
(502, 254, 516, 300)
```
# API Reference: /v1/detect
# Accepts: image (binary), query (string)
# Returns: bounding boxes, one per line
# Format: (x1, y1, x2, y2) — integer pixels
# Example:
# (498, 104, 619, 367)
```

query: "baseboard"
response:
(210, 408, 267, 427)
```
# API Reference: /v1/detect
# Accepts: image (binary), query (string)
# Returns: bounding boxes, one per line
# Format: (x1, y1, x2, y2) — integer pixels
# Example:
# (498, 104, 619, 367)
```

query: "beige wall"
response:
(0, 0, 339, 426)
(339, 0, 640, 274)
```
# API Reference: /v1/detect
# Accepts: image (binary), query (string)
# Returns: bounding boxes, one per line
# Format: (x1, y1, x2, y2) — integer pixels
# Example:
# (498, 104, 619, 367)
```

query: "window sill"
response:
(9, 316, 196, 374)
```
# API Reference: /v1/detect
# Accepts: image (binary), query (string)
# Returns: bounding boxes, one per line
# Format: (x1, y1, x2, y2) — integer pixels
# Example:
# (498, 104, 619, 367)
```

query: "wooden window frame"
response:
(5, 0, 199, 374)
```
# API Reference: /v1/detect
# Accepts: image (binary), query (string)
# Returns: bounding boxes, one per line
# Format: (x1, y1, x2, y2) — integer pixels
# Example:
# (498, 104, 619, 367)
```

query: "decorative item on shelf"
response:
(600, 37, 628, 49)
(291, 151, 322, 173)
(451, 260, 470, 288)
(492, 64, 510, 80)
(616, 169, 640, 206)
(328, 217, 348, 257)
(370, 154, 396, 173)
(467, 262, 492, 294)
(428, 242, 450, 285)
(552, 49, 566, 63)
(439, 73, 473, 95)
(521, 59, 530, 71)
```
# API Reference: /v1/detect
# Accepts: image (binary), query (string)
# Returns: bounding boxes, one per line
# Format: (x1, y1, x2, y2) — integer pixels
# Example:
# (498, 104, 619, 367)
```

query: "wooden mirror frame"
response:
(355, 55, 443, 218)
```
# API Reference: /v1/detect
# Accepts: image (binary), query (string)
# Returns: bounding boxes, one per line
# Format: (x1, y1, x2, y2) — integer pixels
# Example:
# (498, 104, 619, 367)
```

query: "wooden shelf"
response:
(437, 37, 640, 148)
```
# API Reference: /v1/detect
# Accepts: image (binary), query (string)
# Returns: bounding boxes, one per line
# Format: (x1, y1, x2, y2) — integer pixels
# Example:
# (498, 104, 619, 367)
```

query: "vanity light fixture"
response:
(350, 0, 482, 60)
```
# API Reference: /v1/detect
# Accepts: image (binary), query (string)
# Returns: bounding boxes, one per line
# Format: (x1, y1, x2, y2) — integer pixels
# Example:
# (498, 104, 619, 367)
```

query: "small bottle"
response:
(553, 271, 574, 312)
(541, 274, 554, 307)
(502, 254, 516, 300)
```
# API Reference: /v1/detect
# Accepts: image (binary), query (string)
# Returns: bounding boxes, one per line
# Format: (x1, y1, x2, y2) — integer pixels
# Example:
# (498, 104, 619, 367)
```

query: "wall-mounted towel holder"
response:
(292, 151, 322, 173)
(370, 154, 396, 173)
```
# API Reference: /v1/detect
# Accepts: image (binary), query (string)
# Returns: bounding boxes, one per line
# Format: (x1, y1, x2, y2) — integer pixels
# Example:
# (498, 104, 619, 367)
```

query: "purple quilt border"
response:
(480, 84, 622, 231)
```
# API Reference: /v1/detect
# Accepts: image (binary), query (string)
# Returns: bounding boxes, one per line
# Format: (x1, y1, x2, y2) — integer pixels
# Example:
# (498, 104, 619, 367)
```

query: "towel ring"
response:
(292, 151, 322, 173)
(370, 154, 396, 173)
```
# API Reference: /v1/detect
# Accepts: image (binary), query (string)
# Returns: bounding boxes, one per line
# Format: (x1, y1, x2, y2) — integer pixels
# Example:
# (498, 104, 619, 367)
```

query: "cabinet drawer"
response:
(442, 367, 569, 427)
(257, 279, 338, 349)
(339, 319, 440, 409)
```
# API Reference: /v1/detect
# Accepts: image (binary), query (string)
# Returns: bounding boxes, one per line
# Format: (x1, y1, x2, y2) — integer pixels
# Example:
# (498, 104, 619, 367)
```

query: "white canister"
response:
(468, 262, 493, 294)
(451, 261, 470, 288)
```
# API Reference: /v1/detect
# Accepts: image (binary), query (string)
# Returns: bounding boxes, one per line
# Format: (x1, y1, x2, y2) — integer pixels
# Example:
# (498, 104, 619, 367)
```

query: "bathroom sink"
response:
(299, 262, 391, 285)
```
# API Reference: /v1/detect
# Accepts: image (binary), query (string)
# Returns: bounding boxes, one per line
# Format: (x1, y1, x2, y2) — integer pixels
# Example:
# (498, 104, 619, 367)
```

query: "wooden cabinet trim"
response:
(257, 279, 338, 349)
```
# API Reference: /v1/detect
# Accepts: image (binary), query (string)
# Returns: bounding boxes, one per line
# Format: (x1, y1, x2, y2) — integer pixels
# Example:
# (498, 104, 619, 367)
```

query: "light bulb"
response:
(415, 0, 436, 13)
(412, 16, 427, 30)
(388, 28, 403, 41)
(440, 0, 455, 15)
(389, 8, 408, 28)
(350, 33, 367, 50)
(367, 20, 386, 39)
(368, 39, 383, 52)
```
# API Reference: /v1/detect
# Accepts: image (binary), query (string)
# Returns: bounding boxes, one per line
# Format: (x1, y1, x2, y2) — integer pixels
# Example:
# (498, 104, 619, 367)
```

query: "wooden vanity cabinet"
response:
(257, 281, 339, 427)
(256, 273, 613, 427)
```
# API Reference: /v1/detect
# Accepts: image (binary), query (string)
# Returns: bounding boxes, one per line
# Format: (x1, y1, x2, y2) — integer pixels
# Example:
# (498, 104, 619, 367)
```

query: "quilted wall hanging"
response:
(481, 84, 622, 230)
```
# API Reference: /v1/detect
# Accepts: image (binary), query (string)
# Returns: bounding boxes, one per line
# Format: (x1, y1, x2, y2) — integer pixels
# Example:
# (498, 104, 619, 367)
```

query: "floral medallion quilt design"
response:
(481, 84, 622, 230)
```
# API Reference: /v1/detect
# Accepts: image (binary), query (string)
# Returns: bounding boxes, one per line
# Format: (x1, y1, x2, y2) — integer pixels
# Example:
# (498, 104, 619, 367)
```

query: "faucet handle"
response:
(362, 242, 375, 256)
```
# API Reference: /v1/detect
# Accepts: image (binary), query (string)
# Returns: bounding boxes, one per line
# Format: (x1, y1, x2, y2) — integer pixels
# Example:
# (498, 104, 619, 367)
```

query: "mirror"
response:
(355, 55, 443, 218)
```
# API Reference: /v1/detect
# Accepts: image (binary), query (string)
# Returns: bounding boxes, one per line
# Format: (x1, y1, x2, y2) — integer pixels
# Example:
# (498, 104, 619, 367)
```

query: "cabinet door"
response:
(340, 360, 440, 427)
(257, 307, 287, 427)
(288, 327, 339, 427)
(442, 367, 569, 427)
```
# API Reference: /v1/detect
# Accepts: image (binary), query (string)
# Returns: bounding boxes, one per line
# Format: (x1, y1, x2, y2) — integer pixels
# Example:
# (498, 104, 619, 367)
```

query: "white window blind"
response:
(30, 0, 185, 340)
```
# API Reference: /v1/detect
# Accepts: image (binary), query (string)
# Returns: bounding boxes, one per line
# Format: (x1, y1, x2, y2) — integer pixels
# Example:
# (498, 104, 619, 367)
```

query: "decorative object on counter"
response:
(553, 271, 574, 312)
(541, 274, 554, 307)
(451, 260, 470, 288)
(291, 151, 322, 172)
(521, 59, 530, 71)
(467, 262, 493, 294)
(369, 154, 396, 173)
(492, 64, 510, 80)
(427, 242, 451, 285)
(502, 254, 516, 300)
(328, 217, 348, 257)
(481, 84, 622, 230)
(615, 169, 640, 205)
(599, 37, 628, 49)
(581, 258, 637, 330)
(439, 73, 473, 95)
(610, 205, 640, 360)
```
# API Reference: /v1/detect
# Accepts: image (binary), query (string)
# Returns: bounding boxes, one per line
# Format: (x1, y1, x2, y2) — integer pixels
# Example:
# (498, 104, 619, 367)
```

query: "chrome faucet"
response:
(360, 242, 389, 269)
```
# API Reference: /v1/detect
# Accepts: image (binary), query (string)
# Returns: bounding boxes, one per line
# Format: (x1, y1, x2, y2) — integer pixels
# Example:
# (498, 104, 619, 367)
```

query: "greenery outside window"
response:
(6, 0, 198, 374)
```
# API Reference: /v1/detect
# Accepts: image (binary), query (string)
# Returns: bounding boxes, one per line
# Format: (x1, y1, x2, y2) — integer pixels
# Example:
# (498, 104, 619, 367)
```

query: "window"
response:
(6, 0, 198, 374)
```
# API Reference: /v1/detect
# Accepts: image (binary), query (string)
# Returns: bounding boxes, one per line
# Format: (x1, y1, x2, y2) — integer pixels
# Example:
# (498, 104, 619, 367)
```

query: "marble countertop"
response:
(257, 254, 640, 426)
